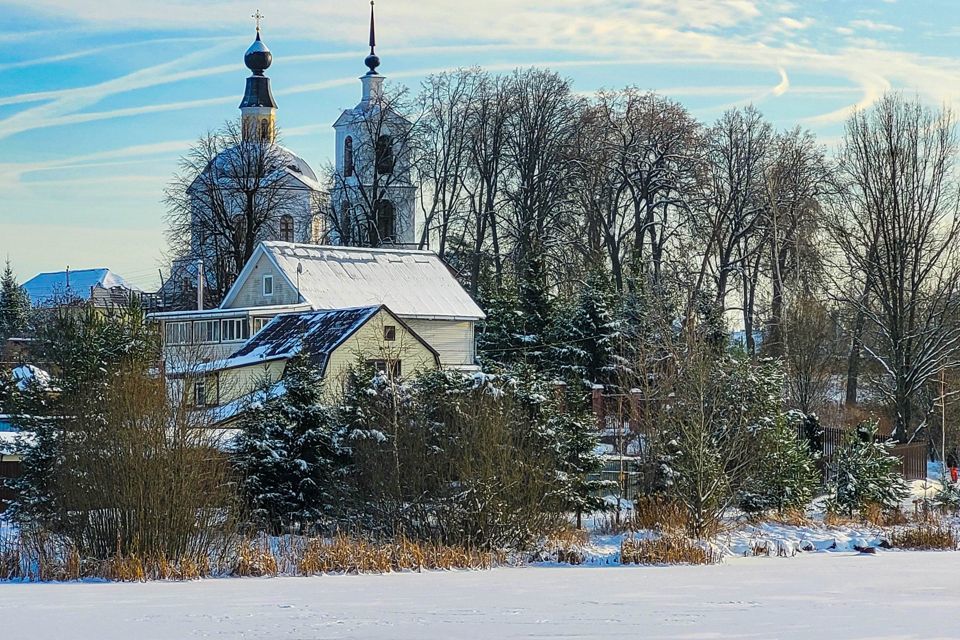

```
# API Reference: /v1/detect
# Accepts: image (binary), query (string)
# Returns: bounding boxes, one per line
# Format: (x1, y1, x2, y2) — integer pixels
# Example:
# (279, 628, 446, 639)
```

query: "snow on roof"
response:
(174, 307, 385, 376)
(233, 242, 485, 320)
(188, 144, 321, 193)
(23, 268, 140, 306)
(230, 306, 382, 371)
(11, 365, 51, 391)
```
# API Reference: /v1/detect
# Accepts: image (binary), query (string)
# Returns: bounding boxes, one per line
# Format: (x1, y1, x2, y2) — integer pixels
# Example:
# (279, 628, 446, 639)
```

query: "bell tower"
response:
(330, 1, 417, 247)
(240, 11, 277, 142)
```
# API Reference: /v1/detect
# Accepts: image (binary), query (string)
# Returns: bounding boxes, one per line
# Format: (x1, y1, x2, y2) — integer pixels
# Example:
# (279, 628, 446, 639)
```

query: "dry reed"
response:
(620, 534, 722, 565)
(889, 524, 958, 550)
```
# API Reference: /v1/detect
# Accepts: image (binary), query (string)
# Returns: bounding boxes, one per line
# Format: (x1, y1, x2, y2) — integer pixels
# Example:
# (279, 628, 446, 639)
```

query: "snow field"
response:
(2, 551, 958, 639)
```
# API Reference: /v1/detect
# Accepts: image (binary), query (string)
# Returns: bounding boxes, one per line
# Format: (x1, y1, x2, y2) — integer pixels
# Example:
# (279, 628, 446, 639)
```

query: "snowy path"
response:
(2, 552, 959, 639)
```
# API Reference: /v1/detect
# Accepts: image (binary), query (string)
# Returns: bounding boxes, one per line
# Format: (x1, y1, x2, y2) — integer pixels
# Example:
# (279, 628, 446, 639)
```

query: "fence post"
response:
(592, 384, 604, 431)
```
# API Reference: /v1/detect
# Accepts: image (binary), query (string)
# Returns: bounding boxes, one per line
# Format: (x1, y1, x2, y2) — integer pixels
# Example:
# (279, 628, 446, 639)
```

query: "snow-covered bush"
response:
(738, 412, 820, 516)
(827, 421, 909, 517)
(658, 354, 784, 538)
(933, 476, 960, 515)
(338, 366, 606, 550)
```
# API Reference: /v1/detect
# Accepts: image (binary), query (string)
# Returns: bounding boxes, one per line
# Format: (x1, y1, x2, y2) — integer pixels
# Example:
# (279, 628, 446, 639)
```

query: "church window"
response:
(233, 214, 248, 244)
(372, 200, 396, 245)
(260, 118, 270, 140)
(344, 136, 354, 177)
(375, 135, 394, 174)
(279, 215, 295, 242)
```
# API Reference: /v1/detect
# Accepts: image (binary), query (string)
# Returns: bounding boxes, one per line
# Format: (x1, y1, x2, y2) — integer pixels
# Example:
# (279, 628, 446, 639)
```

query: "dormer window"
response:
(263, 274, 274, 296)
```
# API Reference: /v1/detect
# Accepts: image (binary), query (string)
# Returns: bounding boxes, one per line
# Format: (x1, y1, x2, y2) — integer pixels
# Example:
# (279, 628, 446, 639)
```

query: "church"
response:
(158, 2, 416, 311)
(150, 5, 484, 423)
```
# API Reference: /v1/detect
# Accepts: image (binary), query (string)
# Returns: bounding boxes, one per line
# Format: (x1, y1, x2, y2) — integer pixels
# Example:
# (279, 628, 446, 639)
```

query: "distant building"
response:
(22, 268, 141, 308)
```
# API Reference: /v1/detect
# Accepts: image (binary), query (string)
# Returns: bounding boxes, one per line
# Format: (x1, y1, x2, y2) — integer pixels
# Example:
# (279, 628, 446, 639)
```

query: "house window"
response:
(383, 325, 396, 341)
(193, 320, 220, 344)
(194, 378, 208, 407)
(343, 136, 354, 177)
(279, 215, 295, 243)
(252, 317, 272, 335)
(375, 135, 394, 174)
(221, 318, 250, 342)
(262, 274, 274, 296)
(165, 322, 191, 345)
(368, 359, 401, 378)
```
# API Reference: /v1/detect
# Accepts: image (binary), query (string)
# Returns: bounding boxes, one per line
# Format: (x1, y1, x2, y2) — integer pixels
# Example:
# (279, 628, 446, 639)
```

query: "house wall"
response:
(324, 309, 439, 394)
(215, 360, 286, 405)
(402, 318, 475, 369)
(227, 252, 299, 308)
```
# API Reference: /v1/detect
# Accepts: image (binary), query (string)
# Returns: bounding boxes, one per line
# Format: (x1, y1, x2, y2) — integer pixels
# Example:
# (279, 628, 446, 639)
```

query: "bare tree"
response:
(165, 121, 319, 305)
(828, 94, 960, 441)
(327, 86, 419, 248)
(415, 69, 481, 259)
(687, 107, 773, 340)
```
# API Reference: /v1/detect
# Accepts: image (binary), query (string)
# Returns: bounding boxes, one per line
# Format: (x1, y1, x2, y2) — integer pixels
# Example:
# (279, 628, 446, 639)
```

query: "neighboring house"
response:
(170, 305, 439, 425)
(152, 240, 485, 373)
(22, 268, 141, 308)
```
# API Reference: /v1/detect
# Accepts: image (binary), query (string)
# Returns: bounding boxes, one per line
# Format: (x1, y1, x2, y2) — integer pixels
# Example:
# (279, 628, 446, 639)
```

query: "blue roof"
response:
(23, 268, 138, 306)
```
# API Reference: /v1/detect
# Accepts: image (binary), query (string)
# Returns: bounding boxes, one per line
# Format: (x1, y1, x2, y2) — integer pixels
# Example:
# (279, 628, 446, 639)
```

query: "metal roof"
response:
(242, 242, 485, 321)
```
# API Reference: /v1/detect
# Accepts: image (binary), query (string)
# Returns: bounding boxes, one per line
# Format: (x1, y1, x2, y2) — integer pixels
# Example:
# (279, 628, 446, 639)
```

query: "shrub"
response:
(620, 534, 721, 565)
(933, 477, 960, 515)
(827, 421, 909, 517)
(889, 524, 958, 550)
(739, 413, 820, 515)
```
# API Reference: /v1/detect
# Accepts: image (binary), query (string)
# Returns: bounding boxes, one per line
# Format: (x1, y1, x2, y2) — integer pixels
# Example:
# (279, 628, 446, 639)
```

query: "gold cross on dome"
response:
(252, 9, 264, 32)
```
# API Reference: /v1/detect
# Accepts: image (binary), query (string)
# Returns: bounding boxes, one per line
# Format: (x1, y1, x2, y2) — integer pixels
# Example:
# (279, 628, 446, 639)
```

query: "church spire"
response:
(240, 11, 277, 142)
(364, 1, 381, 75)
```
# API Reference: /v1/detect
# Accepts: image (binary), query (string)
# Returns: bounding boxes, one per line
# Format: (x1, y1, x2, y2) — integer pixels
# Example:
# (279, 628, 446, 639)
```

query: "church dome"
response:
(244, 32, 273, 75)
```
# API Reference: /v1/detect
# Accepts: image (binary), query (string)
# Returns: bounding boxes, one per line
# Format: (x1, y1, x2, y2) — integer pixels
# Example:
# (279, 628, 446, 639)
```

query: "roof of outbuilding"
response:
(223, 242, 485, 320)
(23, 268, 140, 306)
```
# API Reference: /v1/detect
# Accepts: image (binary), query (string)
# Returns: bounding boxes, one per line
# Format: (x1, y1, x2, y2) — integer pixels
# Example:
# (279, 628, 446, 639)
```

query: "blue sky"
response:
(2, 0, 959, 290)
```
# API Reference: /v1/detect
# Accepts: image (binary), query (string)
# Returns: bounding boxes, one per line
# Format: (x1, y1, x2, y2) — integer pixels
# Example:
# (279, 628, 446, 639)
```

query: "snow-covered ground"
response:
(1, 552, 958, 639)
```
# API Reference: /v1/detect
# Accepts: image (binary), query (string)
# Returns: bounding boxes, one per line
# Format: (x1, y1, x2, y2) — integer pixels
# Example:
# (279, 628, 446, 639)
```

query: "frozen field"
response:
(2, 551, 958, 639)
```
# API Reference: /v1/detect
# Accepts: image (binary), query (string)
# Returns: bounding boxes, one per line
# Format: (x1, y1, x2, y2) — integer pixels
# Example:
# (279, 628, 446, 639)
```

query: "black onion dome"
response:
(240, 31, 277, 109)
(244, 32, 273, 75)
(364, 52, 380, 75)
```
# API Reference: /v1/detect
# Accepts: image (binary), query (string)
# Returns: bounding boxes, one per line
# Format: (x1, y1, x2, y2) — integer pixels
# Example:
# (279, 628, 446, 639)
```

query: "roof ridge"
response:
(263, 241, 436, 256)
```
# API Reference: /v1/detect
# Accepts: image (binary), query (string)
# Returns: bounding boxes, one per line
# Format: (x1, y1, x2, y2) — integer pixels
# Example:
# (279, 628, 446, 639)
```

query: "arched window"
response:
(375, 135, 394, 174)
(343, 136, 354, 178)
(232, 214, 247, 244)
(260, 119, 270, 141)
(373, 200, 396, 246)
(279, 214, 295, 242)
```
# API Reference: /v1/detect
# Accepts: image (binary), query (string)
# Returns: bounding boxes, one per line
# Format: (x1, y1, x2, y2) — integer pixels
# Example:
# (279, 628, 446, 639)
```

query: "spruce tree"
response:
(550, 268, 619, 386)
(233, 355, 347, 534)
(0, 259, 30, 342)
(828, 421, 909, 516)
(739, 413, 820, 515)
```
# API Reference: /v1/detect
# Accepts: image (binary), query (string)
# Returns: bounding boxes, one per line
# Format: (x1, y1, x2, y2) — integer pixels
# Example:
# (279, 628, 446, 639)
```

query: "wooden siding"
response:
(227, 252, 299, 309)
(324, 309, 439, 395)
(215, 360, 286, 406)
(402, 319, 475, 368)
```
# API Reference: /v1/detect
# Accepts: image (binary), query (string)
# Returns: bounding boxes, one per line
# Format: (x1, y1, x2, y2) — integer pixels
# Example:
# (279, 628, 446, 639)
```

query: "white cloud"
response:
(850, 19, 903, 33)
